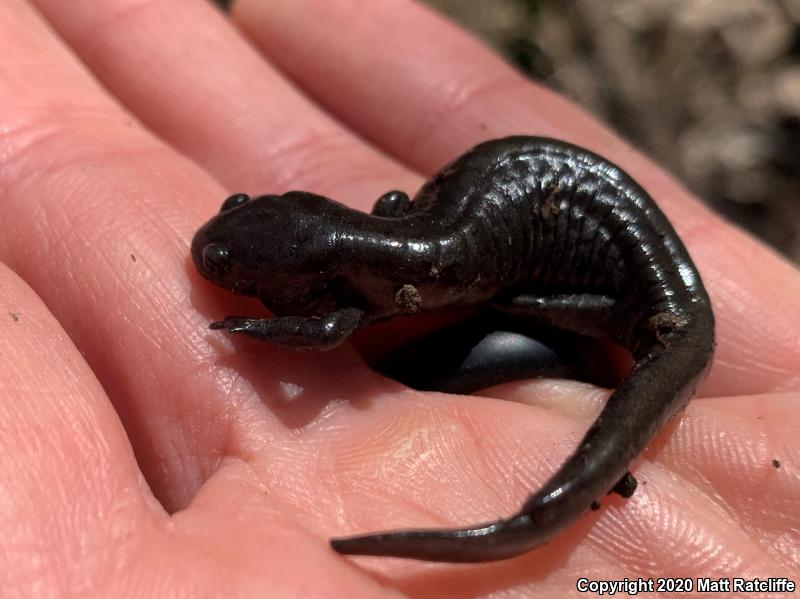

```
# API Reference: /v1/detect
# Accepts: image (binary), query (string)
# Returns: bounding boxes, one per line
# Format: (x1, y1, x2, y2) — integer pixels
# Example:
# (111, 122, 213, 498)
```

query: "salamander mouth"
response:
(257, 287, 329, 317)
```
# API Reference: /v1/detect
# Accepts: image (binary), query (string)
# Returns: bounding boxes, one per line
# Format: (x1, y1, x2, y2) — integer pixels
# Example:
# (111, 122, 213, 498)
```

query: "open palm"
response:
(1, 1, 798, 597)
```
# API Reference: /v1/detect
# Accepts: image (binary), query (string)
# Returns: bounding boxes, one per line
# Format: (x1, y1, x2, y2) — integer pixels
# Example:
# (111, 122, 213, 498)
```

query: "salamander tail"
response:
(330, 310, 714, 562)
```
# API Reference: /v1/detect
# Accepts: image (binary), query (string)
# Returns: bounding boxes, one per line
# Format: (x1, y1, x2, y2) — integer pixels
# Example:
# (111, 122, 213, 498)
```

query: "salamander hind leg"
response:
(490, 292, 617, 338)
(211, 307, 364, 351)
(371, 191, 411, 217)
(611, 471, 637, 498)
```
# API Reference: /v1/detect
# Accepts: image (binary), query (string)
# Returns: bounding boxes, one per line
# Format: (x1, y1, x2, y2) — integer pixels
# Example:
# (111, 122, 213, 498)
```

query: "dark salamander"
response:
(191, 136, 715, 562)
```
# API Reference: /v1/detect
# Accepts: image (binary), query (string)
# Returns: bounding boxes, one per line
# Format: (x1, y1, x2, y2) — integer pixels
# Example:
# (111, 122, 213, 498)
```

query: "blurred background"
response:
(217, 0, 800, 264)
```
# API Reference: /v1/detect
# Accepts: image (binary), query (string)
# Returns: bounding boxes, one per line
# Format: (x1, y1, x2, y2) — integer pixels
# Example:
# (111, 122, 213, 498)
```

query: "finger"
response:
(0, 262, 164, 595)
(232, 0, 800, 394)
(0, 0, 299, 511)
(29, 0, 420, 211)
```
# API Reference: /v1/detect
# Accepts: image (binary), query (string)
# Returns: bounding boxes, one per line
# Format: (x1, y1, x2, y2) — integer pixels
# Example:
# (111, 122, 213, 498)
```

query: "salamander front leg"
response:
(211, 307, 364, 351)
(371, 190, 411, 217)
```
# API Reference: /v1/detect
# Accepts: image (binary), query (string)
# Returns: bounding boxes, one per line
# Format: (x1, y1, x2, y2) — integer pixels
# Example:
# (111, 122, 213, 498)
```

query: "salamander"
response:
(191, 136, 715, 562)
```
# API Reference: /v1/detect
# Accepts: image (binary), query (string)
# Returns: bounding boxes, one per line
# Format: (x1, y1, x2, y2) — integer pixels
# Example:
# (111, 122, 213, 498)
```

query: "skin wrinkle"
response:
(363, 399, 534, 524)
(576, 184, 604, 287)
(510, 177, 533, 282)
(42, 187, 182, 351)
(491, 149, 596, 287)
(577, 214, 600, 289)
(491, 423, 569, 510)
(488, 187, 518, 281)
(252, 128, 361, 192)
(478, 198, 504, 283)
(560, 182, 583, 287)
(564, 195, 587, 288)
(2, 129, 175, 214)
(653, 469, 773, 572)
(596, 210, 629, 289)
(548, 189, 573, 287)
(0, 116, 117, 184)
(330, 416, 456, 521)
(452, 408, 513, 509)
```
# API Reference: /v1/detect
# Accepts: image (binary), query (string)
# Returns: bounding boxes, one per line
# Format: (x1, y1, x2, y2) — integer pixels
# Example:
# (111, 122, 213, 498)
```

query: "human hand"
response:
(1, 1, 798, 597)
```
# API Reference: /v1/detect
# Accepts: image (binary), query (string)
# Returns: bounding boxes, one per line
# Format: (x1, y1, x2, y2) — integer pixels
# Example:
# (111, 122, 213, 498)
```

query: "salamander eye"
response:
(220, 193, 250, 212)
(202, 243, 230, 275)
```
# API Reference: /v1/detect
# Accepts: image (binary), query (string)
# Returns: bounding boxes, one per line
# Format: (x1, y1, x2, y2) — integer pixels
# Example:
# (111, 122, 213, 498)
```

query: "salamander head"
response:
(191, 192, 345, 316)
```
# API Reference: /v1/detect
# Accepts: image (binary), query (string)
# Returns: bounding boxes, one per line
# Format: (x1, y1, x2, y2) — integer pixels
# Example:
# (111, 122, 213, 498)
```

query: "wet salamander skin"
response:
(191, 136, 715, 562)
